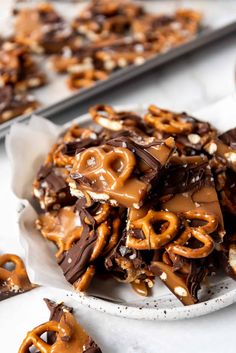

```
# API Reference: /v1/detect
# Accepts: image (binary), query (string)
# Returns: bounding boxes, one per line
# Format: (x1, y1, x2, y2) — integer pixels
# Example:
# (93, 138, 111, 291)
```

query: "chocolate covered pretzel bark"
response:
(160, 155, 225, 241)
(58, 200, 121, 292)
(19, 299, 102, 353)
(50, 0, 201, 91)
(32, 103, 235, 303)
(0, 40, 46, 91)
(33, 125, 98, 210)
(0, 85, 38, 124)
(14, 2, 74, 54)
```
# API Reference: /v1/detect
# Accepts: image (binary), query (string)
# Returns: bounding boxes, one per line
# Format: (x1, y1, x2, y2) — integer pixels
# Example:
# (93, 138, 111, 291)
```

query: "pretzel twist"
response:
(68, 70, 108, 90)
(182, 210, 218, 234)
(0, 254, 32, 290)
(89, 104, 123, 131)
(145, 105, 193, 134)
(74, 145, 136, 190)
(19, 321, 60, 353)
(166, 210, 217, 259)
(127, 210, 179, 250)
(166, 227, 214, 259)
(63, 124, 96, 143)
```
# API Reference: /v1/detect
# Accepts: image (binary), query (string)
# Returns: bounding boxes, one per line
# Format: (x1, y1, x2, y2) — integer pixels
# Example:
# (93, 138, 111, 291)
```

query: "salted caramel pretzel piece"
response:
(84, 203, 111, 225)
(127, 210, 179, 250)
(145, 105, 193, 134)
(167, 227, 214, 259)
(166, 210, 217, 259)
(71, 144, 148, 208)
(36, 207, 83, 258)
(150, 261, 197, 305)
(19, 321, 60, 353)
(0, 254, 33, 293)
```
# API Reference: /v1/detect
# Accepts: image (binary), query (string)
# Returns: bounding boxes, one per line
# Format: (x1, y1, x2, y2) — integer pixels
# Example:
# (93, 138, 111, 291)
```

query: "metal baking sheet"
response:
(1, 0, 236, 138)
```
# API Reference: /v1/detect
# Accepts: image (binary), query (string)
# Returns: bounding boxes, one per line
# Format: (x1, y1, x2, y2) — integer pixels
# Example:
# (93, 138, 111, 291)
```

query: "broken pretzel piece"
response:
(0, 85, 39, 124)
(36, 206, 83, 258)
(19, 299, 102, 353)
(0, 253, 35, 301)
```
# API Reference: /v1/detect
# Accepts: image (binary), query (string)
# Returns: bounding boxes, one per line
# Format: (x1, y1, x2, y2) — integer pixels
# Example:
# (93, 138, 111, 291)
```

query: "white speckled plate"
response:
(6, 95, 236, 320)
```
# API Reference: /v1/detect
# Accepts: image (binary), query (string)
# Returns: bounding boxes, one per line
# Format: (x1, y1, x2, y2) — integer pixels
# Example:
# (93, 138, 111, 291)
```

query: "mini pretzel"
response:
(19, 321, 61, 353)
(67, 70, 108, 90)
(73, 145, 136, 190)
(0, 254, 32, 291)
(127, 210, 179, 250)
(182, 210, 218, 234)
(62, 124, 97, 143)
(144, 105, 193, 134)
(36, 207, 83, 258)
(167, 227, 214, 259)
(89, 104, 124, 131)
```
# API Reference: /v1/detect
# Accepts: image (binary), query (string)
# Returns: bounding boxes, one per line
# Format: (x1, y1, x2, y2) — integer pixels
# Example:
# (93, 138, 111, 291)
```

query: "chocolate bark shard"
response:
(14, 3, 74, 54)
(160, 155, 225, 242)
(58, 230, 97, 285)
(33, 164, 77, 211)
(150, 261, 197, 305)
(44, 298, 73, 345)
(0, 40, 46, 90)
(62, 137, 100, 156)
(160, 155, 209, 195)
(0, 85, 38, 124)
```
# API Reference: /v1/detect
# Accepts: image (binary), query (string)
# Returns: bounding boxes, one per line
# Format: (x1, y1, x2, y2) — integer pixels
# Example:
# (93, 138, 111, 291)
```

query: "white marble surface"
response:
(1, 1, 236, 353)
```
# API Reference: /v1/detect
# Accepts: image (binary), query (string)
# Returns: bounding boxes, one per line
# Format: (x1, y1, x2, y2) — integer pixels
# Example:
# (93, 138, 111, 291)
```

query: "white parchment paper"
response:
(5, 95, 236, 304)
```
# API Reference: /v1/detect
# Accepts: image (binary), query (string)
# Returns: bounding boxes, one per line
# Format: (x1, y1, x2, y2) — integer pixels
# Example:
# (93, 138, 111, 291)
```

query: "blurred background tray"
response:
(1, 0, 236, 138)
